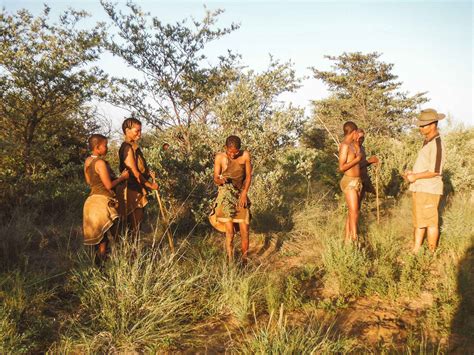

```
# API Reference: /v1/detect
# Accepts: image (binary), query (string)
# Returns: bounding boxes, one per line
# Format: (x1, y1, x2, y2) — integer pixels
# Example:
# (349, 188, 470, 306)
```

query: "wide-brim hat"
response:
(417, 108, 445, 127)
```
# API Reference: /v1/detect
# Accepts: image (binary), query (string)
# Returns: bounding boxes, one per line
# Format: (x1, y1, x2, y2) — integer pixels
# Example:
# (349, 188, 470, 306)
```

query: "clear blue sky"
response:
(2, 0, 473, 128)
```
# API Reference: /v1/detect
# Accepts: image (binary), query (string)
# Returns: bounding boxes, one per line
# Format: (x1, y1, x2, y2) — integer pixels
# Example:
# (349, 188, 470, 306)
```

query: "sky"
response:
(2, 0, 473, 129)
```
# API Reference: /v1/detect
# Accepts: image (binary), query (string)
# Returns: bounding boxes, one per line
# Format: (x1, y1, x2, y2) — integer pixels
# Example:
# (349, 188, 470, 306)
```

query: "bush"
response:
(58, 242, 211, 352)
(231, 307, 356, 354)
(321, 239, 370, 297)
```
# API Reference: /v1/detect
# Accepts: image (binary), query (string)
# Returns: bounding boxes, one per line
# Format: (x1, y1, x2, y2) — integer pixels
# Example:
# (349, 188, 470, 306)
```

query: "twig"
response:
(315, 113, 340, 147)
(375, 164, 380, 224)
(154, 190, 175, 253)
(150, 171, 175, 253)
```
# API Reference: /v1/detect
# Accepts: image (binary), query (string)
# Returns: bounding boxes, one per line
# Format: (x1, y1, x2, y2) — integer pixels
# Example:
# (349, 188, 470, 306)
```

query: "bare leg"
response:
(239, 223, 249, 265)
(344, 189, 360, 241)
(98, 241, 107, 257)
(412, 227, 426, 253)
(345, 216, 350, 243)
(95, 239, 109, 266)
(426, 226, 440, 252)
(225, 221, 235, 263)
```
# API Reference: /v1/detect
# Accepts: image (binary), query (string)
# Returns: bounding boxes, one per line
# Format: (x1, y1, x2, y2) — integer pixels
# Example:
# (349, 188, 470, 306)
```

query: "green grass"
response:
(0, 192, 472, 352)
(230, 305, 357, 354)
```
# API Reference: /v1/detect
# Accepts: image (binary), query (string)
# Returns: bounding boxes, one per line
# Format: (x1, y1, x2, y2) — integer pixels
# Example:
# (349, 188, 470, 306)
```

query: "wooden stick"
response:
(155, 190, 175, 253)
(315, 114, 340, 147)
(150, 171, 175, 253)
(375, 164, 380, 224)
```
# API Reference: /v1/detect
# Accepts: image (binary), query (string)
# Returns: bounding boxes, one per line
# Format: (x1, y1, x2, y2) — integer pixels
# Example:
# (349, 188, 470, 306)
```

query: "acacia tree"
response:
(0, 6, 106, 178)
(101, 1, 239, 152)
(310, 52, 427, 137)
(213, 58, 303, 170)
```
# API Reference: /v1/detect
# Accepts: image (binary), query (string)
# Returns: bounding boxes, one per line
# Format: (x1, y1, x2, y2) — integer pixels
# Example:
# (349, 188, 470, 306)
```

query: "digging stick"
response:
(315, 114, 340, 161)
(155, 190, 175, 253)
(315, 114, 340, 147)
(150, 172, 175, 253)
(375, 164, 380, 224)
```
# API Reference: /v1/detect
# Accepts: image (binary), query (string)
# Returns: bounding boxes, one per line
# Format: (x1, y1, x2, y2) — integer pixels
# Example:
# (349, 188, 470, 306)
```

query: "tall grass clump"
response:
(398, 251, 433, 297)
(440, 193, 474, 254)
(425, 262, 459, 335)
(0, 271, 57, 353)
(263, 272, 308, 314)
(208, 263, 268, 325)
(57, 240, 211, 352)
(321, 238, 370, 297)
(362, 197, 412, 298)
(231, 306, 356, 353)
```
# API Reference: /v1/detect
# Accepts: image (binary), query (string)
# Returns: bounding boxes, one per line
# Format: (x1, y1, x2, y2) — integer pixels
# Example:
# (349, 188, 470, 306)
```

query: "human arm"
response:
(406, 170, 440, 183)
(213, 153, 227, 185)
(95, 160, 128, 191)
(338, 144, 362, 172)
(405, 139, 443, 182)
(123, 146, 158, 190)
(238, 151, 252, 208)
(360, 155, 379, 168)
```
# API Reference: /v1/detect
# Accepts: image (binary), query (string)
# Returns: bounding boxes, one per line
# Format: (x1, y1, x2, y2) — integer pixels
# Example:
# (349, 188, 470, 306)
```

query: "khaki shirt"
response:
(409, 134, 444, 195)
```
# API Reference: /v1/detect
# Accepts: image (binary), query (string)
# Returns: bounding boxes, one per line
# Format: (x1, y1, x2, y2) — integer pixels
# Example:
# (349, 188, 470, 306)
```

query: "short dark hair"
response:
(343, 121, 358, 135)
(225, 135, 241, 149)
(88, 134, 107, 151)
(122, 117, 142, 134)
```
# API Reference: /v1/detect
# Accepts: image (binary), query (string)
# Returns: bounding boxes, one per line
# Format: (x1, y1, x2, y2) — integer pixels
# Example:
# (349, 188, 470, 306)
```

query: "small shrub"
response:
(321, 239, 370, 297)
(232, 307, 356, 353)
(398, 252, 432, 297)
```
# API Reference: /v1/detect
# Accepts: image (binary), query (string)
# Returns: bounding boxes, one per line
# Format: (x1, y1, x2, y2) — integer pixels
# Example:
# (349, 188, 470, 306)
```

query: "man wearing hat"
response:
(403, 108, 446, 253)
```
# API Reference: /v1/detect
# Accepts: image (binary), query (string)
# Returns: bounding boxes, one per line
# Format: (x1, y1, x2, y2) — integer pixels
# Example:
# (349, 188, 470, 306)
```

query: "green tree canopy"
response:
(0, 6, 106, 179)
(213, 58, 303, 170)
(101, 1, 239, 152)
(310, 52, 428, 138)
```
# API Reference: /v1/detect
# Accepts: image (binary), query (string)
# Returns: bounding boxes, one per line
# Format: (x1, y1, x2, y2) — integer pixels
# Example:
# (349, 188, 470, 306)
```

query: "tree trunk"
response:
(23, 117, 38, 176)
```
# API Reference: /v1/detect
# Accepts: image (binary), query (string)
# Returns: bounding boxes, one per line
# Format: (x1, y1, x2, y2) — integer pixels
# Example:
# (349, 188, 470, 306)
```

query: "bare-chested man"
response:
(357, 129, 379, 208)
(338, 121, 363, 242)
(210, 136, 252, 264)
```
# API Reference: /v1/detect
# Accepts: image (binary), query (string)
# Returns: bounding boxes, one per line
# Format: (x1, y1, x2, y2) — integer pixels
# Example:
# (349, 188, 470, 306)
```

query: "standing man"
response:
(210, 135, 252, 264)
(357, 129, 379, 207)
(403, 108, 445, 253)
(338, 121, 363, 243)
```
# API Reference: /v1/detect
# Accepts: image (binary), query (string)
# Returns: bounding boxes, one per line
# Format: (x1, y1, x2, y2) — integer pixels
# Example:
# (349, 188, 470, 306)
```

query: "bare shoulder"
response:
(215, 152, 226, 161)
(242, 150, 251, 160)
(214, 152, 226, 167)
(339, 142, 349, 153)
(94, 158, 107, 171)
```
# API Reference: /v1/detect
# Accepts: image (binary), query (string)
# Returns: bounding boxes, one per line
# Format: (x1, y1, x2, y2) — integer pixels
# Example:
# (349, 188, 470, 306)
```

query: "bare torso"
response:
(217, 152, 247, 173)
(340, 142, 361, 178)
